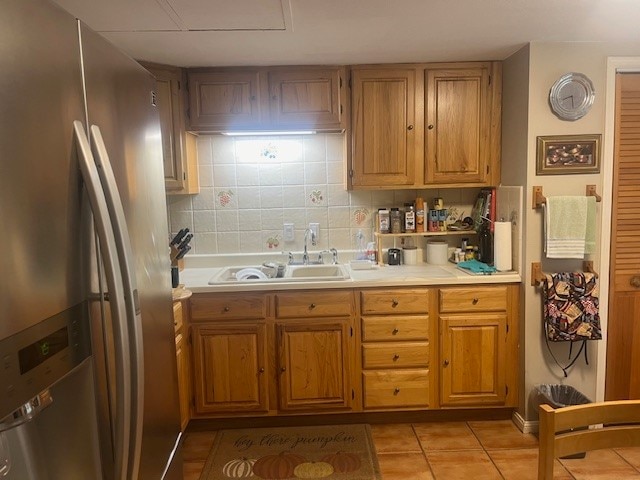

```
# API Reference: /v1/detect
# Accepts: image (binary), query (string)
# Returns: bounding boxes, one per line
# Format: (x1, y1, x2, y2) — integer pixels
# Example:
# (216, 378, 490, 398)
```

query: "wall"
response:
(167, 133, 478, 258)
(502, 41, 640, 422)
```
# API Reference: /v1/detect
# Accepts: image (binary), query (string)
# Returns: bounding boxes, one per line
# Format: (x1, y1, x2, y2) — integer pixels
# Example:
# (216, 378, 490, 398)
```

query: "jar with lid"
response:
(390, 208, 402, 234)
(464, 246, 475, 261)
(378, 208, 390, 233)
(404, 203, 416, 233)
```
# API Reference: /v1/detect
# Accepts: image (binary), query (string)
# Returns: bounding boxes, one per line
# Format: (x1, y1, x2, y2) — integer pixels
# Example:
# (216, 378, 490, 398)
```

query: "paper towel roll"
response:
(426, 240, 448, 265)
(494, 221, 512, 271)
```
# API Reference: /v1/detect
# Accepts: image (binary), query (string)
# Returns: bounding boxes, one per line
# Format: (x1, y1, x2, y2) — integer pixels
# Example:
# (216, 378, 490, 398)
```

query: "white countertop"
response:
(179, 255, 521, 293)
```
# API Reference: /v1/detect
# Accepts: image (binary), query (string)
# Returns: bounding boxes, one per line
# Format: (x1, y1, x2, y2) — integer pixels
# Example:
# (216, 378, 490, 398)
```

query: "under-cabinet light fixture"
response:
(221, 130, 316, 136)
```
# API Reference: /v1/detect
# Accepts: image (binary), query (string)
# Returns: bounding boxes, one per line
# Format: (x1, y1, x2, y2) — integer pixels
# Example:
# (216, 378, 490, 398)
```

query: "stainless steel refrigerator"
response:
(0, 0, 183, 478)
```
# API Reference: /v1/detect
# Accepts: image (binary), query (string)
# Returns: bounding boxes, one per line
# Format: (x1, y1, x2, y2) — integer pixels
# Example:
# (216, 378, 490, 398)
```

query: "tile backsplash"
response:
(167, 134, 479, 256)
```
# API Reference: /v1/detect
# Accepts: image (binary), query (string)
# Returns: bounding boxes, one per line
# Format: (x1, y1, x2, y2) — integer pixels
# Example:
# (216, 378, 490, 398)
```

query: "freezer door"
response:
(78, 23, 182, 480)
(0, 0, 86, 341)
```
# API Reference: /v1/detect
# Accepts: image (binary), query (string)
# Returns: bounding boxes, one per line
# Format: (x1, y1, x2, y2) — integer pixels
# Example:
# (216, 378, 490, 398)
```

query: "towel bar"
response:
(532, 185, 602, 209)
(531, 261, 597, 286)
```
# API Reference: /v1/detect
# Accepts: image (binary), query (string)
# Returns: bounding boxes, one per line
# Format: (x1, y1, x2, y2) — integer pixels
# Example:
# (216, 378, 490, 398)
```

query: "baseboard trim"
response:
(512, 411, 539, 434)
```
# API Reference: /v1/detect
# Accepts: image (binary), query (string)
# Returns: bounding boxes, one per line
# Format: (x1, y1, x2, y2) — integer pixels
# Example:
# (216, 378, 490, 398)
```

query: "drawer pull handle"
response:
(393, 387, 400, 395)
(259, 367, 265, 373)
(174, 320, 178, 326)
(223, 306, 230, 312)
(443, 359, 450, 366)
(392, 354, 400, 361)
(309, 303, 316, 309)
(472, 298, 479, 305)
(631, 276, 640, 288)
(280, 367, 286, 373)
(392, 328, 399, 335)
(391, 299, 399, 307)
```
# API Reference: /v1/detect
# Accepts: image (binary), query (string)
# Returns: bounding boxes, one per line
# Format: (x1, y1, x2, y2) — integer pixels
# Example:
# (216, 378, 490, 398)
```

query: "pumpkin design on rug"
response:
(199, 424, 381, 480)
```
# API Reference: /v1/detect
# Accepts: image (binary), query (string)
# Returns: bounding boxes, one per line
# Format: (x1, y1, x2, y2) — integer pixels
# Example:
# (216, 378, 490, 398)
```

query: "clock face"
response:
(549, 73, 595, 121)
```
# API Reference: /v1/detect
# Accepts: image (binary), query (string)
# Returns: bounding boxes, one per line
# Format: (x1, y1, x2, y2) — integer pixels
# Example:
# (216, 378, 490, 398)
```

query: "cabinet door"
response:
(440, 313, 507, 406)
(192, 323, 268, 414)
(277, 321, 352, 411)
(187, 70, 264, 130)
(351, 67, 420, 187)
(425, 64, 493, 185)
(175, 333, 190, 431)
(145, 64, 199, 194)
(268, 67, 344, 129)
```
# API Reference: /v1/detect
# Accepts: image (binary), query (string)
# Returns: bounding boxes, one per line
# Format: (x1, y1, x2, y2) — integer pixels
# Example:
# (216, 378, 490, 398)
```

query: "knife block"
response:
(170, 245, 185, 271)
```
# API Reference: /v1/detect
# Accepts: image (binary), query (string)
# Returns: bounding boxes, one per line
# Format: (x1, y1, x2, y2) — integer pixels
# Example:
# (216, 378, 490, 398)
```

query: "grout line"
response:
(411, 423, 437, 479)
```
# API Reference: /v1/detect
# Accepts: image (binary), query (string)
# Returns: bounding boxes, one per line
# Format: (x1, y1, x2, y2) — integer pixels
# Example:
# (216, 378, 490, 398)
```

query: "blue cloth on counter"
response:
(457, 259, 497, 274)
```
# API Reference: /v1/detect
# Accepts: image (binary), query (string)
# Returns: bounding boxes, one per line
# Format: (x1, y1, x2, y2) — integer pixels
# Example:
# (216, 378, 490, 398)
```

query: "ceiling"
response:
(53, 0, 640, 67)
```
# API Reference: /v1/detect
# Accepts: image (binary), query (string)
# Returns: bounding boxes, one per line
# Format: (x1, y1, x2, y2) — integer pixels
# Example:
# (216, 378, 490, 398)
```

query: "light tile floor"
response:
(182, 420, 640, 479)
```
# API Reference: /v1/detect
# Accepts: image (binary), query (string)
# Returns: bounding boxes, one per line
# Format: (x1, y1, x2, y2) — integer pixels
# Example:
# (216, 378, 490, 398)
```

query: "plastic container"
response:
(533, 384, 592, 458)
(390, 208, 402, 234)
(378, 208, 390, 233)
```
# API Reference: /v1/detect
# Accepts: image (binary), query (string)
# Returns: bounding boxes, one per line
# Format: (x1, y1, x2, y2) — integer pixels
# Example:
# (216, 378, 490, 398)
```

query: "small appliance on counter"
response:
(387, 248, 402, 265)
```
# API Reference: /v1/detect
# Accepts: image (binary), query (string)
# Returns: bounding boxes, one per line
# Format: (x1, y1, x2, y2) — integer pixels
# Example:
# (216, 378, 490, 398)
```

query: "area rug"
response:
(198, 424, 381, 479)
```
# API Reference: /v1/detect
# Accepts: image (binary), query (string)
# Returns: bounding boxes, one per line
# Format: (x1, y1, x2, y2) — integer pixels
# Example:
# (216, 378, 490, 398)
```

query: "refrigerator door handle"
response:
(73, 120, 132, 480)
(89, 125, 144, 480)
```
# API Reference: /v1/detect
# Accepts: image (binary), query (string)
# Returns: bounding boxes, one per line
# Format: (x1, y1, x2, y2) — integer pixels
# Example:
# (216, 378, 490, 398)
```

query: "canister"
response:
(426, 240, 448, 265)
(402, 245, 418, 265)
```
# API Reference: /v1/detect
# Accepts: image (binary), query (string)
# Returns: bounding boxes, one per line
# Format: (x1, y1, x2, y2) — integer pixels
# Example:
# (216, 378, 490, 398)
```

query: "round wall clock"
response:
(549, 72, 595, 121)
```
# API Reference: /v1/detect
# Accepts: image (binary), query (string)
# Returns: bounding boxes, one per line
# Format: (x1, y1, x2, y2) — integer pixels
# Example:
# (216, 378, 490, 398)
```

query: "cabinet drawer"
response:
(275, 291, 353, 318)
(361, 316, 429, 341)
(363, 369, 429, 409)
(191, 293, 268, 321)
(362, 342, 429, 369)
(173, 301, 183, 333)
(439, 286, 508, 313)
(360, 289, 429, 315)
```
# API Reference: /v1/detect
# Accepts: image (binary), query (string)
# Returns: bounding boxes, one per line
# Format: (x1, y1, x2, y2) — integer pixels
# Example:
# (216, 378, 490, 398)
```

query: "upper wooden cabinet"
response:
(425, 62, 501, 186)
(142, 63, 199, 195)
(349, 61, 501, 189)
(187, 66, 347, 132)
(350, 66, 422, 187)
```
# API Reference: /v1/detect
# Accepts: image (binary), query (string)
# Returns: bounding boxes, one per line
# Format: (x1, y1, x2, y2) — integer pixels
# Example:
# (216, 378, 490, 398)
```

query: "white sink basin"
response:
(208, 264, 350, 285)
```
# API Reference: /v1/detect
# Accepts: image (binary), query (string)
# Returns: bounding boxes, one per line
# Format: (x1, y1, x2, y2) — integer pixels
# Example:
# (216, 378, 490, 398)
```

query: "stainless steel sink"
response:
(208, 264, 350, 285)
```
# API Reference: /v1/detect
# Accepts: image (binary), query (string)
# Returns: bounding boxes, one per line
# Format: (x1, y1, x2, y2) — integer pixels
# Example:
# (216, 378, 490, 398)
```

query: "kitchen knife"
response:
(176, 233, 193, 251)
(175, 245, 191, 260)
(170, 228, 189, 246)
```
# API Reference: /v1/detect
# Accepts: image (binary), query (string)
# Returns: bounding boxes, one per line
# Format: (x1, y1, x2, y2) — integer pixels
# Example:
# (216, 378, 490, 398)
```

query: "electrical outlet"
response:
(283, 222, 294, 242)
(309, 223, 320, 241)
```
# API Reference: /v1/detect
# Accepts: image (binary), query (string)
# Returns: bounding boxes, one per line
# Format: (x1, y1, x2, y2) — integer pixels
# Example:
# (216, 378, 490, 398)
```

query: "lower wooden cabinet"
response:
(173, 300, 190, 431)
(191, 323, 268, 414)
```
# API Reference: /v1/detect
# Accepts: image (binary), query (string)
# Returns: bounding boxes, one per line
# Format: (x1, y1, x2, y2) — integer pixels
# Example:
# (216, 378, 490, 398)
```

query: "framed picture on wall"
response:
(536, 134, 601, 175)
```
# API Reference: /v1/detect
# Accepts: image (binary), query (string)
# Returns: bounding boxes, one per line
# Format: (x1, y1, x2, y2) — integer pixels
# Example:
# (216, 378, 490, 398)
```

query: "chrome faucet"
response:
(302, 228, 317, 265)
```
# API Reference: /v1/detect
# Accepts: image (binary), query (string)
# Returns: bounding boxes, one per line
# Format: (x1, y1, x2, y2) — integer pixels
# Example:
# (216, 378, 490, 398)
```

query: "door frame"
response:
(598, 57, 640, 401)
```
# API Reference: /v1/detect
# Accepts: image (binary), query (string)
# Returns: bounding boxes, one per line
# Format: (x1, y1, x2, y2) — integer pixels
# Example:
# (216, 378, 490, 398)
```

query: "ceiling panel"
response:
(167, 0, 288, 31)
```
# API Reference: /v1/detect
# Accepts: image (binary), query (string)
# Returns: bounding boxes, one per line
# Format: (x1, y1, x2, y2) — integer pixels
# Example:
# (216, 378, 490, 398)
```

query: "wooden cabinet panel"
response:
(275, 290, 353, 318)
(143, 63, 199, 194)
(440, 313, 506, 406)
(439, 286, 508, 313)
(188, 70, 264, 130)
(276, 321, 352, 411)
(191, 292, 268, 321)
(350, 67, 420, 187)
(268, 68, 345, 129)
(360, 288, 429, 315)
(175, 332, 190, 431)
(363, 370, 429, 408)
(361, 316, 429, 341)
(192, 323, 268, 414)
(362, 342, 429, 369)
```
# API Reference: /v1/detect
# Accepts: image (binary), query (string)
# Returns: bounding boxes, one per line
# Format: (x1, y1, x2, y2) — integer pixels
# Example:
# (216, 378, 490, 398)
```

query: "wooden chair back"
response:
(538, 400, 640, 479)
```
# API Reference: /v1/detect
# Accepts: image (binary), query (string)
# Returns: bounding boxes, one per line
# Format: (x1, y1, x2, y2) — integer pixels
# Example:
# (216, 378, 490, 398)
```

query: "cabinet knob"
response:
(174, 320, 178, 326)
(472, 298, 479, 305)
(259, 367, 265, 373)
(630, 276, 640, 288)
(250, 95, 257, 101)
(309, 303, 316, 310)
(280, 366, 286, 373)
(428, 124, 434, 130)
(407, 124, 414, 131)
(392, 354, 400, 361)
(391, 299, 399, 307)
(393, 387, 400, 395)
(223, 306, 230, 312)
(443, 359, 450, 366)
(392, 328, 399, 335)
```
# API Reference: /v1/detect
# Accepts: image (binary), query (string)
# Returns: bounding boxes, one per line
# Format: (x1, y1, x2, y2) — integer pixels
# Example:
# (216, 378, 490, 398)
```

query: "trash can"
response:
(534, 384, 592, 459)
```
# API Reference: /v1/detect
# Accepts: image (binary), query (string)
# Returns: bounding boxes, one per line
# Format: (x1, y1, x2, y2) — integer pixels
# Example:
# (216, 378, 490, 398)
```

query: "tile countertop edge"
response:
(179, 264, 522, 293)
